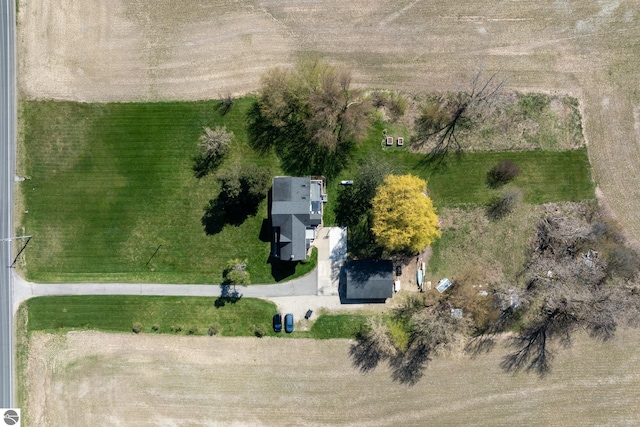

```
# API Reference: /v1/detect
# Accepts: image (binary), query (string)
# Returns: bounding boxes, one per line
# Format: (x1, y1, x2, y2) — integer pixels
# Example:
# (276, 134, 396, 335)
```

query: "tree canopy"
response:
(371, 174, 441, 254)
(193, 126, 233, 178)
(223, 258, 250, 287)
(249, 58, 372, 178)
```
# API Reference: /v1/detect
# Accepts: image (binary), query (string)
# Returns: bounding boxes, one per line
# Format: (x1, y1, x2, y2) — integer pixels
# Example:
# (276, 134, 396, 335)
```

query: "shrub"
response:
(487, 190, 521, 221)
(486, 160, 521, 188)
(170, 325, 183, 333)
(208, 324, 219, 336)
(254, 325, 267, 338)
(132, 322, 143, 334)
(387, 92, 408, 121)
(387, 320, 410, 352)
(370, 90, 390, 108)
(151, 324, 159, 332)
(188, 326, 198, 335)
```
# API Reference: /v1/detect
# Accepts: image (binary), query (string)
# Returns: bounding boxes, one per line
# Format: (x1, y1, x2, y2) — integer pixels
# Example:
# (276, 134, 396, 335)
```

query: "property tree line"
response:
(350, 202, 640, 384)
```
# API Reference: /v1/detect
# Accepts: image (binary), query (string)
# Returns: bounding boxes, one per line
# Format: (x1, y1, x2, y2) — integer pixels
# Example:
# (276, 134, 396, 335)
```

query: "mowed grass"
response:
(25, 295, 279, 336)
(20, 98, 593, 282)
(306, 313, 368, 339)
(24, 295, 367, 339)
(19, 99, 315, 283)
(324, 137, 594, 224)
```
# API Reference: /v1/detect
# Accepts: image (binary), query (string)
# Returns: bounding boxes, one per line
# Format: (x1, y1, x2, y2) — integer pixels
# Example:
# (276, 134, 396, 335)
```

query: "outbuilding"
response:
(344, 259, 394, 302)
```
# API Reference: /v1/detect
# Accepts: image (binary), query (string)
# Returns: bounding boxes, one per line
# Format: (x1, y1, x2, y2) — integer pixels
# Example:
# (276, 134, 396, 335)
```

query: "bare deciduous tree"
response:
(495, 211, 640, 376)
(415, 71, 504, 158)
(199, 126, 233, 160)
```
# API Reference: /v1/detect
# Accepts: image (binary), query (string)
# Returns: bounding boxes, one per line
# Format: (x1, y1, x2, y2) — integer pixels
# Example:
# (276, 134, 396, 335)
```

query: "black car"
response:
(396, 265, 402, 276)
(273, 313, 282, 333)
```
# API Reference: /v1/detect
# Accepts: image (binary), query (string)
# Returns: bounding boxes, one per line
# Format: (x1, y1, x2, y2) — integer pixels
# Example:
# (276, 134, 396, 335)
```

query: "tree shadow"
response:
(417, 149, 464, 173)
(192, 153, 224, 179)
(500, 329, 553, 377)
(215, 96, 234, 117)
(349, 328, 386, 373)
(214, 284, 243, 308)
(389, 344, 431, 386)
(465, 334, 497, 359)
(348, 221, 383, 259)
(246, 101, 278, 155)
(201, 197, 261, 236)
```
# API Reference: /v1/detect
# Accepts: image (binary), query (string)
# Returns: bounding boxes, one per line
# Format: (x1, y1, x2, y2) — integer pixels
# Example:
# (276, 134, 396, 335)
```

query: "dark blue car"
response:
(284, 313, 294, 333)
(273, 313, 282, 333)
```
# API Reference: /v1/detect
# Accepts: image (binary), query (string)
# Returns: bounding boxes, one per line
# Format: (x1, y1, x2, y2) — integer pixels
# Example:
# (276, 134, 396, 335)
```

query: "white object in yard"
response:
(386, 136, 393, 146)
(397, 137, 404, 146)
(451, 308, 463, 319)
(417, 269, 423, 288)
(394, 280, 401, 293)
(436, 278, 452, 293)
(426, 281, 432, 290)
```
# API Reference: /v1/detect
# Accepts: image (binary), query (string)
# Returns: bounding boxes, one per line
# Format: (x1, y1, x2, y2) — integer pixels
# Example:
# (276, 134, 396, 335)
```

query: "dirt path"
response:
(24, 330, 640, 426)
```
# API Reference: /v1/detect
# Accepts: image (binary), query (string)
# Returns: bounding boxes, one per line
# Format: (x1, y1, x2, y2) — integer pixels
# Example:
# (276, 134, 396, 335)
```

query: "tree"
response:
(371, 174, 441, 254)
(193, 126, 233, 178)
(415, 71, 503, 158)
(488, 212, 640, 376)
(201, 164, 271, 234)
(249, 58, 373, 178)
(200, 126, 232, 159)
(223, 258, 251, 287)
(218, 164, 271, 212)
(486, 160, 521, 188)
(350, 293, 469, 385)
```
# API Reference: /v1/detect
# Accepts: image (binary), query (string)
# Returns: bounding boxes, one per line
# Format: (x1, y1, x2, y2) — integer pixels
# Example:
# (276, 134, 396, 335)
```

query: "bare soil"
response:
(16, 2, 640, 422)
(24, 330, 640, 426)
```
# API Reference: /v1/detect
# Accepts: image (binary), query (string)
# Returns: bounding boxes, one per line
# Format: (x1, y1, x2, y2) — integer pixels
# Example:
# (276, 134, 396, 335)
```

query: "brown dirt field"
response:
(24, 330, 640, 426)
(17, 0, 640, 246)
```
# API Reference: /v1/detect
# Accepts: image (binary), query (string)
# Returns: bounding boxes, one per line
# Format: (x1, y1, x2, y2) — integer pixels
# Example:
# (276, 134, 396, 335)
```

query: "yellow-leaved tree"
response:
(371, 174, 441, 253)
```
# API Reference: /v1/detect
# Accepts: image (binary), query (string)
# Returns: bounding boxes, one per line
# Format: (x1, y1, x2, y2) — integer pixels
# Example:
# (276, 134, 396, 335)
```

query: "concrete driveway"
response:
(12, 227, 375, 327)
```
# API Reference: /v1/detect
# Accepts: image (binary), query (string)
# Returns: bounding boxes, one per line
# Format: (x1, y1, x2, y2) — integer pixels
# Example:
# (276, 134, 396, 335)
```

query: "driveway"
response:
(12, 226, 373, 325)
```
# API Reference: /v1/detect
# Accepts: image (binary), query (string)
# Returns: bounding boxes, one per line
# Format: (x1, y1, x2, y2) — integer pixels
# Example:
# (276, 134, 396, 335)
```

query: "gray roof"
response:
(345, 259, 394, 300)
(271, 177, 323, 261)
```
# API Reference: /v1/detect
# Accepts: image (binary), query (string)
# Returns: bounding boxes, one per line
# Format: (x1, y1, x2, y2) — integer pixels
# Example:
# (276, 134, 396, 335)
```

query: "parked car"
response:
(284, 313, 294, 333)
(273, 313, 282, 333)
(396, 265, 402, 276)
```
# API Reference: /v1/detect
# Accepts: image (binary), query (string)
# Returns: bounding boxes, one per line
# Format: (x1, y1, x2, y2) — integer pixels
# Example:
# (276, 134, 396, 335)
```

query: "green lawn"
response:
(24, 295, 367, 339)
(306, 313, 368, 339)
(19, 99, 317, 283)
(25, 295, 278, 336)
(20, 98, 594, 282)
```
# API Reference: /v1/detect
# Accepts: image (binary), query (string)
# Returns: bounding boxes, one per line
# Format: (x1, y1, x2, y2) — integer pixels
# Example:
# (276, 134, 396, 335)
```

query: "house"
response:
(344, 259, 394, 301)
(271, 176, 326, 261)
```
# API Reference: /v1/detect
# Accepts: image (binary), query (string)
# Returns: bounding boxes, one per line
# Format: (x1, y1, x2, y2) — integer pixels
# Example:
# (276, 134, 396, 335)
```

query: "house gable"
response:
(271, 176, 324, 261)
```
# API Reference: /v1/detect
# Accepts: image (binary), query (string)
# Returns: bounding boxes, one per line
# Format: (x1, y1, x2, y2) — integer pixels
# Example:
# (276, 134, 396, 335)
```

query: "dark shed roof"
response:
(345, 259, 394, 300)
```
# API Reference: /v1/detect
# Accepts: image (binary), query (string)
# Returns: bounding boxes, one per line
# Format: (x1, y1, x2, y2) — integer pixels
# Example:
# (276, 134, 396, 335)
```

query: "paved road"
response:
(0, 0, 16, 408)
